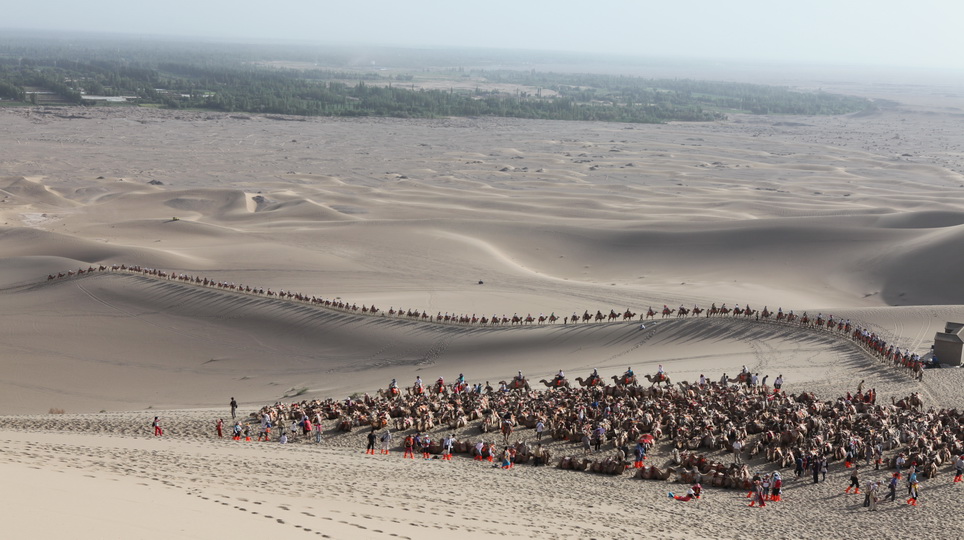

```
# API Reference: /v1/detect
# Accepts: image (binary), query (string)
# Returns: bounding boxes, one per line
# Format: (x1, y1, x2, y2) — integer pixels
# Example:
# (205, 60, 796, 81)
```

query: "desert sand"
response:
(1, 71, 964, 539)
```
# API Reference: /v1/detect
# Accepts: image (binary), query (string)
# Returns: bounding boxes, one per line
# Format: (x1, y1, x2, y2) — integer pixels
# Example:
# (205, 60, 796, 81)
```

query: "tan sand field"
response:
(1, 75, 964, 539)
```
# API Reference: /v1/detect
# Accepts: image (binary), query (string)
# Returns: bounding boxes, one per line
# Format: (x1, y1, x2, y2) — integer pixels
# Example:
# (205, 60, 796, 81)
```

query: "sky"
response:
(3, 0, 962, 70)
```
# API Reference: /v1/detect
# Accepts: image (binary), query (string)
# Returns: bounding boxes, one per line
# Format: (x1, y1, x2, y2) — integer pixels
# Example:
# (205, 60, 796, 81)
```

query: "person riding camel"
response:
(414, 376, 423, 393)
(516, 370, 524, 382)
(457, 373, 465, 385)
(554, 369, 565, 386)
(624, 367, 634, 384)
(389, 378, 398, 395)
(436, 376, 444, 389)
(591, 368, 599, 382)
(657, 364, 665, 382)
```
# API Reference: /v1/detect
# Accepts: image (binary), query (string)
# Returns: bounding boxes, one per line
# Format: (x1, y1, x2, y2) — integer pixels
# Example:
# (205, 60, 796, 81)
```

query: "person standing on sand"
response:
(230, 397, 238, 420)
(884, 473, 898, 502)
(845, 465, 860, 494)
(732, 439, 743, 464)
(748, 480, 766, 508)
(366, 428, 377, 455)
(380, 429, 392, 454)
(216, 418, 223, 438)
(152, 416, 162, 436)
(535, 419, 545, 441)
(907, 480, 921, 506)
(314, 419, 323, 443)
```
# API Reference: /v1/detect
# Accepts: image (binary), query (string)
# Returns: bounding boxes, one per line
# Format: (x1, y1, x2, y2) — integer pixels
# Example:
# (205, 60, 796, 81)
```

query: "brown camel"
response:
(575, 375, 603, 388)
(611, 374, 637, 387)
(644, 373, 672, 388)
(499, 378, 531, 391)
(539, 378, 570, 389)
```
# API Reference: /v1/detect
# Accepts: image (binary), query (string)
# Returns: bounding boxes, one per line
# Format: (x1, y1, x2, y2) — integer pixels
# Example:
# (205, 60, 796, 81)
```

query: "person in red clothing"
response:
(403, 435, 415, 459)
(152, 416, 162, 436)
(671, 484, 701, 502)
(216, 418, 223, 438)
(771, 473, 783, 501)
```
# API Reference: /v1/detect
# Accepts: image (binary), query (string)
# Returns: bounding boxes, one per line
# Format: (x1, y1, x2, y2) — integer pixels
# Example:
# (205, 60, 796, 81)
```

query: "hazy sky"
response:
(4, 0, 961, 70)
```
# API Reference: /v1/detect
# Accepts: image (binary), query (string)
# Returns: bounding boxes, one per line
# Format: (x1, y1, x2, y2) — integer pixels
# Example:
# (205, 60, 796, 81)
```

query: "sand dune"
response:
(1, 80, 964, 538)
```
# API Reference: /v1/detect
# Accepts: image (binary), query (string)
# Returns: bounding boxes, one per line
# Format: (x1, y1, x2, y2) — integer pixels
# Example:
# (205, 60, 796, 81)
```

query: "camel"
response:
(575, 375, 603, 388)
(377, 387, 401, 400)
(634, 465, 673, 481)
(501, 419, 514, 444)
(892, 393, 924, 412)
(644, 373, 671, 388)
(539, 378, 570, 389)
(611, 374, 637, 387)
(499, 378, 531, 391)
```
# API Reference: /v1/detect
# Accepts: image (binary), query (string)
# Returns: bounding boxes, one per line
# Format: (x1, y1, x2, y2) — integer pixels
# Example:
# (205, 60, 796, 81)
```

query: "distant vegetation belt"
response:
(0, 39, 872, 122)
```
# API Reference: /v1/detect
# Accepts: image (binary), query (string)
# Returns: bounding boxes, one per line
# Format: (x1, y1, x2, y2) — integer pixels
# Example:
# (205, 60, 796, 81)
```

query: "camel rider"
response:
(624, 367, 634, 381)
(415, 376, 423, 390)
(457, 373, 465, 385)
(778, 307, 783, 314)
(657, 364, 664, 375)
(557, 369, 565, 380)
(741, 365, 749, 376)
(592, 368, 599, 380)
(389, 379, 398, 393)
(437, 376, 444, 388)
(516, 370, 524, 382)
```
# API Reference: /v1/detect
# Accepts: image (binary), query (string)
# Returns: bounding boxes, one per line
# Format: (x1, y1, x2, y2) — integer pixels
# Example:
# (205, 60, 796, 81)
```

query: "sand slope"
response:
(1, 78, 963, 539)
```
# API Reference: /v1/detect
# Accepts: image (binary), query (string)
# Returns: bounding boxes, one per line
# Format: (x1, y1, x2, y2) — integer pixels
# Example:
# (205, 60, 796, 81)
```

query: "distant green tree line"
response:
(0, 37, 872, 122)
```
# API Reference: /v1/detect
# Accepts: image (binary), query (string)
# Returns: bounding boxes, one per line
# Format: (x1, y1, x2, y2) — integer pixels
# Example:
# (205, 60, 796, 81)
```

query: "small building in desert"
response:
(934, 322, 964, 367)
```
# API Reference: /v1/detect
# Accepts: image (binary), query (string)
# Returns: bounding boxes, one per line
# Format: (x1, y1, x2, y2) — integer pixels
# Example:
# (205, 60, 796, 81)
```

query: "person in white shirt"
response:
(732, 440, 744, 464)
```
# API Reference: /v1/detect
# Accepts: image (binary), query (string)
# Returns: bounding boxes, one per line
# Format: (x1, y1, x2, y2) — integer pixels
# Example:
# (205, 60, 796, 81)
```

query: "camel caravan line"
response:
(43, 264, 931, 380)
(240, 365, 951, 494)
